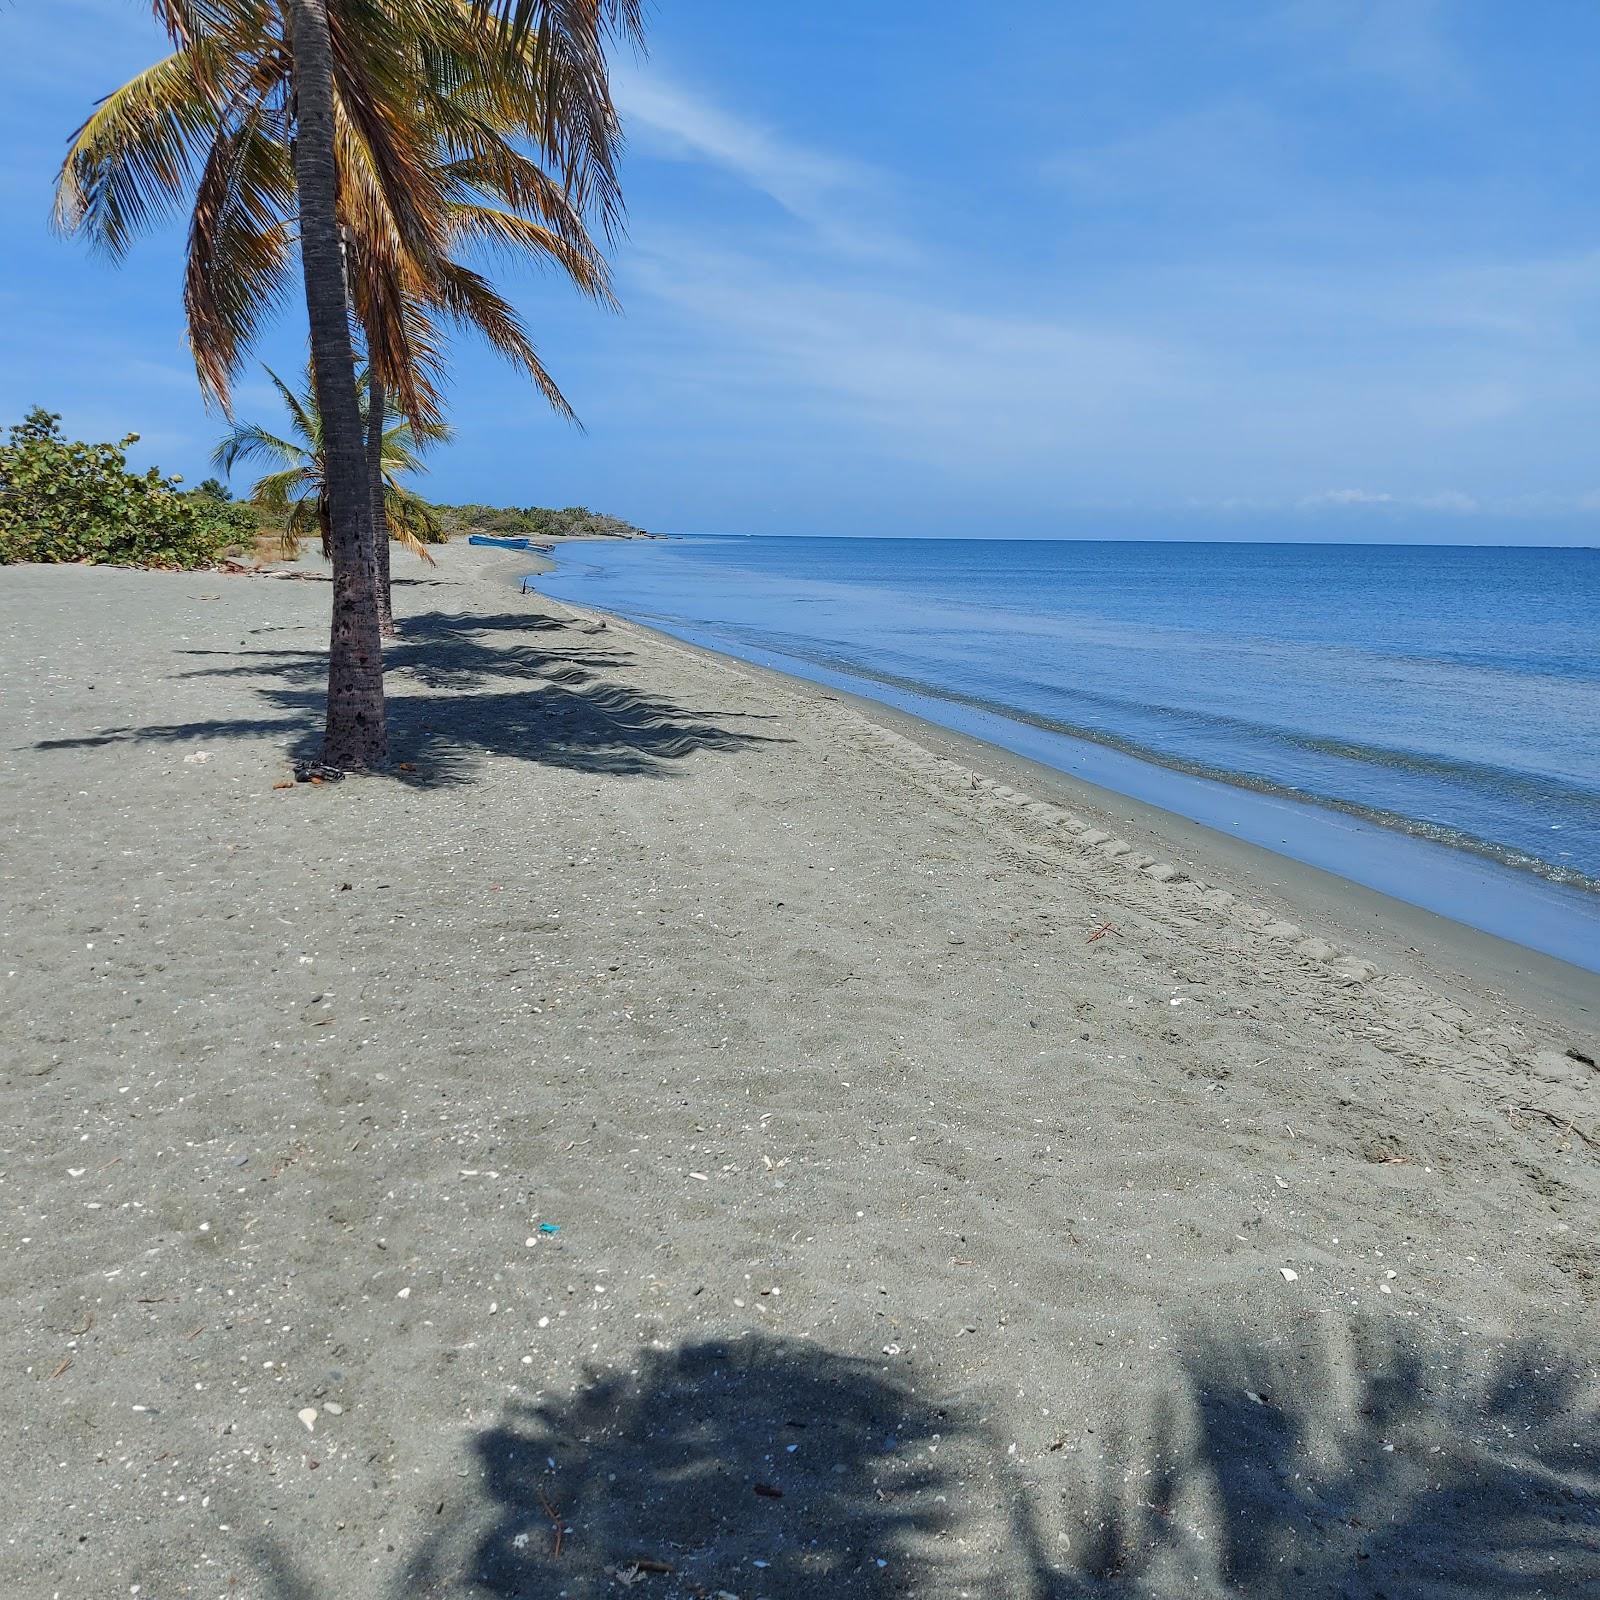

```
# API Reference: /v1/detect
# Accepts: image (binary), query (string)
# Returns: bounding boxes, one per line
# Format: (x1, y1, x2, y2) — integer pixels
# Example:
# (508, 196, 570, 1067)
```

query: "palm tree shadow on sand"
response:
(32, 608, 787, 784)
(250, 1316, 1598, 1599)
(395, 1334, 1026, 1600)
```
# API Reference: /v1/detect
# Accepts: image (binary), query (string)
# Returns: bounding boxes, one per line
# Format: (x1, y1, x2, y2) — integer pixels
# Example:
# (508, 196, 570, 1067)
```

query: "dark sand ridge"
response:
(2, 546, 1596, 1598)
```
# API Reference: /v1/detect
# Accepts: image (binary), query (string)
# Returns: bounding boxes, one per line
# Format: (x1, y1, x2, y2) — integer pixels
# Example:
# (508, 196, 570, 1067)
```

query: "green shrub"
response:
(0, 407, 252, 569)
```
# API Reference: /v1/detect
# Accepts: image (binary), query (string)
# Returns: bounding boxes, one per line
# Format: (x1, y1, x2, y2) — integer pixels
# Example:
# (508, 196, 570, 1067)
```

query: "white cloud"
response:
(1297, 487, 1481, 512)
(1275, 0, 1468, 100)
(1411, 489, 1481, 512)
(1043, 101, 1292, 211)
(610, 198, 1600, 502)
(1301, 488, 1398, 507)
(614, 67, 901, 257)
(622, 236, 1191, 469)
(599, 44, 1600, 522)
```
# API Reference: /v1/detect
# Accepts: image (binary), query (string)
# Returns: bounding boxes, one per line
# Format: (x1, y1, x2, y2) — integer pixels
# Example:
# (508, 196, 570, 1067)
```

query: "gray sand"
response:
(2, 547, 1597, 1599)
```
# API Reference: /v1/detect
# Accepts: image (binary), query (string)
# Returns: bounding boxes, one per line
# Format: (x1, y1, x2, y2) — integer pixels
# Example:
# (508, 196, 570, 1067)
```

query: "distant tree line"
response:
(429, 502, 652, 539)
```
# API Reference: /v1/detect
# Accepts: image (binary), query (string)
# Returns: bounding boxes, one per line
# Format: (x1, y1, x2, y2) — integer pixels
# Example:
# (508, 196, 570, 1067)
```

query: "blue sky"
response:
(4, 0, 1600, 542)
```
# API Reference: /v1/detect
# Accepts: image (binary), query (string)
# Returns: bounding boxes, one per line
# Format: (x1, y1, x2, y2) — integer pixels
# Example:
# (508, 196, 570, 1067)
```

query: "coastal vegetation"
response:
(431, 501, 651, 540)
(0, 398, 647, 567)
(0, 407, 253, 569)
(52, 0, 642, 767)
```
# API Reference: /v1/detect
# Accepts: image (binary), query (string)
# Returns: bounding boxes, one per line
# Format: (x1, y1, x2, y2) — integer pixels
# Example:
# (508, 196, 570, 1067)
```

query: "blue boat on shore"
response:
(466, 534, 546, 551)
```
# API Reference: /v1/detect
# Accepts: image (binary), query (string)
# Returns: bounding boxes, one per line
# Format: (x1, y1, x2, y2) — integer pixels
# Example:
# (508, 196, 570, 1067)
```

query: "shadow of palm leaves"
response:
(31, 610, 785, 783)
(397, 1335, 1029, 1599)
(370, 1316, 1597, 1600)
(1053, 1316, 1600, 1598)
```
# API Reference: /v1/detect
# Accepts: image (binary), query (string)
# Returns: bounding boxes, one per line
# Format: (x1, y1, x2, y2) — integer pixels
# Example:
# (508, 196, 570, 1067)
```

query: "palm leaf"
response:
(262, 365, 321, 449)
(250, 463, 317, 512)
(383, 484, 442, 560)
(212, 420, 305, 476)
(447, 203, 614, 304)
(184, 85, 296, 407)
(54, 49, 225, 256)
(431, 258, 577, 421)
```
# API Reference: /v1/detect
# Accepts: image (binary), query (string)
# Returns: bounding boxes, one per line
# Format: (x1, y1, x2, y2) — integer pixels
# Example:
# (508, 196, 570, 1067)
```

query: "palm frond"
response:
(454, 0, 643, 241)
(184, 86, 296, 407)
(431, 257, 578, 422)
(383, 484, 442, 560)
(275, 490, 323, 559)
(263, 365, 321, 449)
(383, 414, 453, 455)
(54, 50, 224, 256)
(447, 203, 615, 304)
(379, 431, 435, 476)
(151, 1, 276, 54)
(212, 419, 305, 476)
(250, 463, 317, 513)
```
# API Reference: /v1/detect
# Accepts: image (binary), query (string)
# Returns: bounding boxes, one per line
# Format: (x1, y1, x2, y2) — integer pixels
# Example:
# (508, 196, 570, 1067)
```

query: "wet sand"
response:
(2, 545, 1597, 1598)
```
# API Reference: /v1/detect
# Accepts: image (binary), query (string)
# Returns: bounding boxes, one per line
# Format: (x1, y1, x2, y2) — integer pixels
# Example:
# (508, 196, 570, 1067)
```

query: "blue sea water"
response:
(537, 537, 1600, 960)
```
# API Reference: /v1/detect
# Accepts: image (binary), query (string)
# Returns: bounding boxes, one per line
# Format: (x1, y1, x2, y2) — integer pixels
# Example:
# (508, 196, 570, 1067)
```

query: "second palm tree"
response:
(215, 366, 448, 563)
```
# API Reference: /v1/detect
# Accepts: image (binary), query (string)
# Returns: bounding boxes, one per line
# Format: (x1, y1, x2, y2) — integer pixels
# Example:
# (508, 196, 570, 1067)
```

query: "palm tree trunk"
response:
(286, 0, 387, 768)
(367, 372, 395, 637)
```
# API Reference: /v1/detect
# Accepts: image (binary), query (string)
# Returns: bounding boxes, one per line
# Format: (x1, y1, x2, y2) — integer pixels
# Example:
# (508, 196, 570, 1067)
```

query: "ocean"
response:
(537, 537, 1600, 965)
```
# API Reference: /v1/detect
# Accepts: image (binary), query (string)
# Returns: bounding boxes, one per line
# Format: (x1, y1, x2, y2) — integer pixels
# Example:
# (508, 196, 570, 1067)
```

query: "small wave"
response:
(756, 650, 1600, 896)
(993, 675, 1600, 810)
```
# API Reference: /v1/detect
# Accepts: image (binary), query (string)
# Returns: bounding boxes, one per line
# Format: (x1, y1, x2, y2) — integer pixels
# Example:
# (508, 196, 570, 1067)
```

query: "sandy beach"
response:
(3, 544, 1597, 1599)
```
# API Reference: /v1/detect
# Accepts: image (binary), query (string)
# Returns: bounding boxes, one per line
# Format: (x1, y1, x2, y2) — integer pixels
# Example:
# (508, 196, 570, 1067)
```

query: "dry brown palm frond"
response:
(334, 118, 443, 425)
(452, 0, 642, 239)
(431, 258, 576, 420)
(327, 1, 455, 260)
(447, 204, 614, 303)
(184, 83, 296, 408)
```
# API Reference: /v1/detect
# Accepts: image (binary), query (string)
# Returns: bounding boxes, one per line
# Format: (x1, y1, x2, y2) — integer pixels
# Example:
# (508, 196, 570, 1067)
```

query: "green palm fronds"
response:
(216, 364, 449, 561)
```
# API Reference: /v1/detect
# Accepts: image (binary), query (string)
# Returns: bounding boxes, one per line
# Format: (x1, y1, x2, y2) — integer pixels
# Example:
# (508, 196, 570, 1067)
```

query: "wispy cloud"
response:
(611, 217, 1600, 515)
(614, 67, 902, 257)
(1043, 101, 1294, 212)
(623, 236, 1189, 469)
(614, 71, 1198, 473)
(1298, 487, 1481, 512)
(1275, 0, 1469, 99)
(607, 57, 1600, 519)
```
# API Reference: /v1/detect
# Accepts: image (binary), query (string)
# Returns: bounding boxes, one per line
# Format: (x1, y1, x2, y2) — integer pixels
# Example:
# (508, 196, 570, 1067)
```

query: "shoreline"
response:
(516, 548, 1600, 1011)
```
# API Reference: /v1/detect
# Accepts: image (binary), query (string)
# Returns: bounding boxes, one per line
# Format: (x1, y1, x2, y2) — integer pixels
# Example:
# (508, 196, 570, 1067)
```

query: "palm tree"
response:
(284, 0, 385, 766)
(215, 365, 448, 561)
(126, 0, 451, 766)
(57, 0, 642, 768)
(58, 16, 611, 633)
